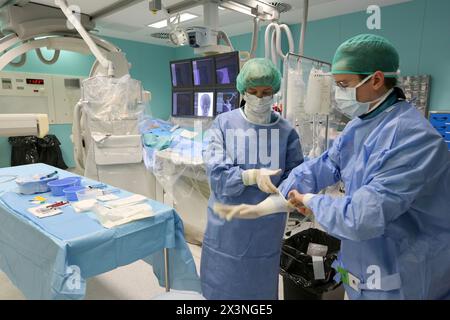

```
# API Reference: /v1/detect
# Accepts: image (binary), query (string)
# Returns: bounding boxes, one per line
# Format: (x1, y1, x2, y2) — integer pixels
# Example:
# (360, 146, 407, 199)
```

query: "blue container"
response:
(16, 175, 59, 195)
(63, 186, 86, 202)
(47, 177, 82, 197)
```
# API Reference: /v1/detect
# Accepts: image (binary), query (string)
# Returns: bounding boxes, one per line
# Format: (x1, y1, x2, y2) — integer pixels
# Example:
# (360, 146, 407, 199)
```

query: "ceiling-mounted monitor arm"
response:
(55, 0, 114, 77)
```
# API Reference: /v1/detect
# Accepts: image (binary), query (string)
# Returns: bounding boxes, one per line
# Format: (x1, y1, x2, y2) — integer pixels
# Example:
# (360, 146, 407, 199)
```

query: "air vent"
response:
(64, 79, 81, 89)
(151, 32, 170, 40)
(269, 2, 292, 13)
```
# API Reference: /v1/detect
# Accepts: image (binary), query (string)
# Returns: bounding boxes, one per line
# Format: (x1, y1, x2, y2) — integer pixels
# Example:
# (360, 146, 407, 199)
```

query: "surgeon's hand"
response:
(242, 168, 282, 194)
(288, 190, 313, 217)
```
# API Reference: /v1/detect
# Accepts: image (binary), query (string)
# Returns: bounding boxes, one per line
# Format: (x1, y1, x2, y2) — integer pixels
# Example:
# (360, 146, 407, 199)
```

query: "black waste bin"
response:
(37, 135, 68, 169)
(8, 136, 40, 166)
(280, 228, 341, 300)
(9, 135, 68, 169)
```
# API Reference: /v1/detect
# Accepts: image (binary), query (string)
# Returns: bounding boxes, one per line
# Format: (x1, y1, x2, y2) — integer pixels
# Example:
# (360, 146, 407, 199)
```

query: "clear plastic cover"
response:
(140, 117, 210, 244)
(76, 75, 155, 199)
(81, 75, 145, 135)
(283, 54, 350, 159)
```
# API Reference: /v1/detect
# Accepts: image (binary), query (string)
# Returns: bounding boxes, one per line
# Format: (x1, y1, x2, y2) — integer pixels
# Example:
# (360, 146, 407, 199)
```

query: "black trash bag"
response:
(37, 135, 68, 169)
(280, 228, 341, 296)
(8, 136, 40, 166)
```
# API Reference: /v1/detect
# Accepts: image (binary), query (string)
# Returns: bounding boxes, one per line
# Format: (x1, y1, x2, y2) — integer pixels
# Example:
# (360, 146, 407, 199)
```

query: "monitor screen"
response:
(215, 53, 239, 85)
(194, 92, 214, 117)
(172, 92, 193, 116)
(192, 58, 215, 86)
(216, 90, 240, 115)
(171, 61, 193, 87)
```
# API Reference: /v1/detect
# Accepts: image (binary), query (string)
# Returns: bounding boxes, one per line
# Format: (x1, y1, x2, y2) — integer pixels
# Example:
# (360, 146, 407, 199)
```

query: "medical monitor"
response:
(192, 58, 215, 86)
(216, 89, 240, 115)
(172, 91, 194, 117)
(215, 52, 239, 86)
(170, 52, 240, 118)
(194, 92, 214, 118)
(171, 61, 193, 88)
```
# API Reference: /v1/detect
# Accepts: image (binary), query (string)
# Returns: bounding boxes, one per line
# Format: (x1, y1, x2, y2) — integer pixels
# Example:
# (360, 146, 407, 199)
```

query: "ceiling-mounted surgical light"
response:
(167, 13, 189, 46)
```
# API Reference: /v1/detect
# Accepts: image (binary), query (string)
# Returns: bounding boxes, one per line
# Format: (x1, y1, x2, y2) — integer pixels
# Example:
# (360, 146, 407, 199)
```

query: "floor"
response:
(0, 243, 292, 300)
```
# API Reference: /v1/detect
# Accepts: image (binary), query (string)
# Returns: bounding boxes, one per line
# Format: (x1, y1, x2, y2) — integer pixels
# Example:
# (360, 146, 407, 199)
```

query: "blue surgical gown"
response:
(280, 100, 450, 300)
(201, 109, 303, 300)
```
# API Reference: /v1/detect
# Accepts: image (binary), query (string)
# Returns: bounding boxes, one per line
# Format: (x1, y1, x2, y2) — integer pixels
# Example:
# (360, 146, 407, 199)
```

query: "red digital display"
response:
(26, 78, 45, 85)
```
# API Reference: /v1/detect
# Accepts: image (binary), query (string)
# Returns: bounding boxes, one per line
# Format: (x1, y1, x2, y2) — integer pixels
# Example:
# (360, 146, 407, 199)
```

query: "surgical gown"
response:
(280, 99, 450, 300)
(201, 109, 303, 300)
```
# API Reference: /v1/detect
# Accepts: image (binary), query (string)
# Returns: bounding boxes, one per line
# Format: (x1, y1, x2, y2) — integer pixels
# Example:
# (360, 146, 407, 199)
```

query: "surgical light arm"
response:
(55, 0, 114, 77)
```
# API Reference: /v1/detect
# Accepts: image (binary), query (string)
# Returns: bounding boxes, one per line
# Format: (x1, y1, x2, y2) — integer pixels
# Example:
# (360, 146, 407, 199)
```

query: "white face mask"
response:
(334, 74, 377, 119)
(334, 72, 399, 119)
(245, 93, 274, 113)
(244, 93, 274, 124)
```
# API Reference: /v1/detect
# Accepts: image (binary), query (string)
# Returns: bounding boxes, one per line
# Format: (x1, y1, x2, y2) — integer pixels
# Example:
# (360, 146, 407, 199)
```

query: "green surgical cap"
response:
(236, 58, 282, 94)
(332, 34, 400, 77)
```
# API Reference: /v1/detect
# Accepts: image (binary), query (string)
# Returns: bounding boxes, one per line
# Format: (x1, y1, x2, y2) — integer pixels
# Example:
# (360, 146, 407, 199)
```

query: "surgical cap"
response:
(332, 34, 400, 77)
(236, 58, 282, 94)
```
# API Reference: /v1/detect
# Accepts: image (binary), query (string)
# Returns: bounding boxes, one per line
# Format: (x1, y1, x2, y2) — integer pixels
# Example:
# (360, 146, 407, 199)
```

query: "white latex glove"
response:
(242, 168, 282, 194)
(214, 192, 297, 221)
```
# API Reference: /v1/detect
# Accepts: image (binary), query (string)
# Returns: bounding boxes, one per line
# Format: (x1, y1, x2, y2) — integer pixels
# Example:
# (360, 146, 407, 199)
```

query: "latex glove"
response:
(242, 168, 282, 194)
(214, 192, 296, 221)
(288, 190, 314, 217)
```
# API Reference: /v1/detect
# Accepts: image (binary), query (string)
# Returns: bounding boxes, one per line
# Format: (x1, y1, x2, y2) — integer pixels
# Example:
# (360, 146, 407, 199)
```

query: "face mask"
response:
(244, 93, 274, 114)
(334, 74, 376, 119)
(243, 93, 274, 124)
(334, 71, 399, 119)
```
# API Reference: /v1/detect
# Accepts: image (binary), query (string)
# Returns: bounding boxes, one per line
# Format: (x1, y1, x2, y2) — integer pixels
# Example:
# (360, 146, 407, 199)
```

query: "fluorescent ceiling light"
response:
(148, 13, 198, 29)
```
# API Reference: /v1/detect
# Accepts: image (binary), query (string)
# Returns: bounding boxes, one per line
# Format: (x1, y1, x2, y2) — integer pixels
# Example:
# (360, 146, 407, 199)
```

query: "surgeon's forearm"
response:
(281, 155, 340, 197)
(308, 193, 386, 242)
(209, 165, 247, 198)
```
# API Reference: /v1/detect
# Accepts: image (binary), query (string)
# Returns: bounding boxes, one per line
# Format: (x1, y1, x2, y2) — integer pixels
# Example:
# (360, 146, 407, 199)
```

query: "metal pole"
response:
(299, 0, 309, 55)
(164, 248, 170, 292)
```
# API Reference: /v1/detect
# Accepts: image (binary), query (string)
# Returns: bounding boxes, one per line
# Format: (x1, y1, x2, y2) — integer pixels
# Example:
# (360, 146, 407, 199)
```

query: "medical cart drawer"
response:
(430, 113, 450, 124)
(431, 122, 447, 131)
(446, 132, 450, 141)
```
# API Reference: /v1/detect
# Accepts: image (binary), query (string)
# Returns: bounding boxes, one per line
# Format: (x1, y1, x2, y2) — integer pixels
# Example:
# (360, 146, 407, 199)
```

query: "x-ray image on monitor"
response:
(194, 92, 214, 117)
(216, 90, 239, 114)
(171, 61, 193, 87)
(193, 58, 214, 86)
(173, 92, 193, 116)
(215, 53, 239, 85)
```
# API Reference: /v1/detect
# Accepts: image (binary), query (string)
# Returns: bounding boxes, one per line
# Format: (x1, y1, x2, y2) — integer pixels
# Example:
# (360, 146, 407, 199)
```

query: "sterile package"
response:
(92, 203, 154, 229)
(97, 194, 120, 202)
(104, 194, 147, 208)
(71, 199, 98, 213)
(28, 205, 63, 218)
